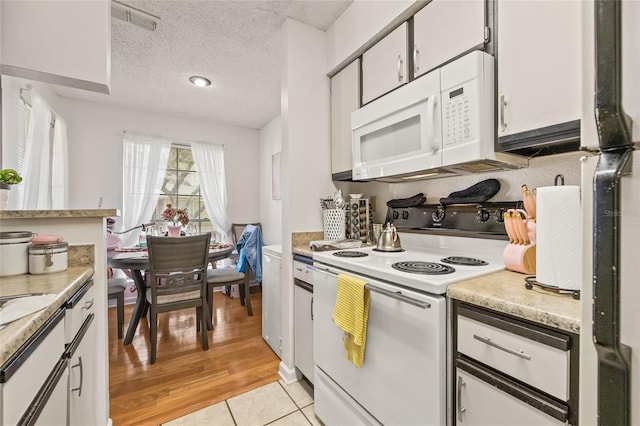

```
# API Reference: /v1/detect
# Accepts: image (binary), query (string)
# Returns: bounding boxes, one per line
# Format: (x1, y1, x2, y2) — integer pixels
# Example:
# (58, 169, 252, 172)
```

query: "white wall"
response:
(259, 115, 282, 245)
(55, 97, 260, 224)
(325, 0, 415, 71)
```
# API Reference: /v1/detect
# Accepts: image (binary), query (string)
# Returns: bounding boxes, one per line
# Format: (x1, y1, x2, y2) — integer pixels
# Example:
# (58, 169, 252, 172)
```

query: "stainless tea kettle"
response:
(376, 223, 403, 252)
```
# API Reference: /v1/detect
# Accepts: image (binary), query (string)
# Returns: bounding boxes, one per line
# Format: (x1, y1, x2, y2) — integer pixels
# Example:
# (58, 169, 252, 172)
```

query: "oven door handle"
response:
(365, 284, 431, 309)
(314, 265, 431, 310)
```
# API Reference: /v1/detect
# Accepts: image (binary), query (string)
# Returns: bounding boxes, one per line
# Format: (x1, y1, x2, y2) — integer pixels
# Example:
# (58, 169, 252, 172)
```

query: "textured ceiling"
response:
(55, 0, 353, 129)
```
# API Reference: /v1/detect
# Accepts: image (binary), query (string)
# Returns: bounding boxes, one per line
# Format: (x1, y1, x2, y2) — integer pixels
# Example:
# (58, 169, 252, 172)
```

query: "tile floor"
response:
(163, 379, 322, 426)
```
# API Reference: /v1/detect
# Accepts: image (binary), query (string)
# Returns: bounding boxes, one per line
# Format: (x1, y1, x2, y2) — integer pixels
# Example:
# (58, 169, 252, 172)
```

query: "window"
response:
(155, 146, 214, 235)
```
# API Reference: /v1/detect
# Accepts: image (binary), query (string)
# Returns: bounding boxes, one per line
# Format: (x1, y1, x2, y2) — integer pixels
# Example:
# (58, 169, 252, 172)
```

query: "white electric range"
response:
(311, 203, 513, 426)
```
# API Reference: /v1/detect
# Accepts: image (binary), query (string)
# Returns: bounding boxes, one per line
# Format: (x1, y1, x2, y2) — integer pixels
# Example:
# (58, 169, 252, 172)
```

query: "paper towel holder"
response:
(554, 174, 565, 186)
(524, 276, 581, 300)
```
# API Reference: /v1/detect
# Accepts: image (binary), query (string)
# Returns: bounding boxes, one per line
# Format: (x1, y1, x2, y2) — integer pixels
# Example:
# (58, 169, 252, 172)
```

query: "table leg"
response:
(123, 269, 147, 345)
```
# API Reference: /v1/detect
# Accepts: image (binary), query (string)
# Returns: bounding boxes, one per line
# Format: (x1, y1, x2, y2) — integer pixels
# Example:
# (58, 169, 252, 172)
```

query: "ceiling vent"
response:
(111, 0, 159, 31)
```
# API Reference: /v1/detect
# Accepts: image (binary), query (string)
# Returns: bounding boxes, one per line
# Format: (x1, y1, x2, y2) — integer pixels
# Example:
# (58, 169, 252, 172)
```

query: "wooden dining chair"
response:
(145, 233, 211, 364)
(205, 223, 260, 329)
(107, 277, 127, 339)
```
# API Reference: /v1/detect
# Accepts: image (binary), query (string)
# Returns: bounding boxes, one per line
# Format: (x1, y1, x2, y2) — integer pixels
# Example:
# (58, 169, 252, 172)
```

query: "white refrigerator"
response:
(580, 0, 640, 425)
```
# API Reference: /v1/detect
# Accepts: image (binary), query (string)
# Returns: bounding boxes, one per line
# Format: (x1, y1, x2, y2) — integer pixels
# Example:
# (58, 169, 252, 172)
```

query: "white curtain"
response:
(13, 93, 54, 209)
(51, 117, 69, 209)
(121, 132, 171, 247)
(191, 141, 232, 243)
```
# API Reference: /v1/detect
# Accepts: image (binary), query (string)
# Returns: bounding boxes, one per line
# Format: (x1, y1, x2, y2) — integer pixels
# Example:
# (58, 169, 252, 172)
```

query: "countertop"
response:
(0, 209, 118, 219)
(0, 267, 94, 365)
(447, 270, 580, 334)
(292, 245, 314, 258)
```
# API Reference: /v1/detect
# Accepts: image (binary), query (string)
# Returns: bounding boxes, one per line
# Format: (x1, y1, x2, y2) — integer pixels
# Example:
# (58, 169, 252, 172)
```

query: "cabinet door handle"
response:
(413, 44, 420, 75)
(473, 334, 532, 360)
(457, 375, 466, 422)
(82, 299, 94, 312)
(500, 94, 507, 132)
(71, 356, 84, 396)
(397, 54, 404, 82)
(310, 296, 314, 321)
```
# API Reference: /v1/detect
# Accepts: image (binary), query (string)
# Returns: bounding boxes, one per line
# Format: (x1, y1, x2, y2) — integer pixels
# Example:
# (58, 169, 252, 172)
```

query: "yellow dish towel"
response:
(332, 274, 370, 367)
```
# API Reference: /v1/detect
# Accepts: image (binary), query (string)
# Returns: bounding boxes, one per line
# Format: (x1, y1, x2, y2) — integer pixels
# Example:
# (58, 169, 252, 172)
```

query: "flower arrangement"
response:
(162, 203, 189, 226)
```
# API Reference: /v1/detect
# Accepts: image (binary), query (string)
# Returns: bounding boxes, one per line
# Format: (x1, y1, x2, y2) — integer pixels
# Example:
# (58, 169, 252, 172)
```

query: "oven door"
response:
(312, 263, 446, 425)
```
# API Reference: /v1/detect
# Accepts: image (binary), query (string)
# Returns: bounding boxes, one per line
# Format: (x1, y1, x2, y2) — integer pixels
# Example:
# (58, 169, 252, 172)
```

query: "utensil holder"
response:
(323, 209, 345, 240)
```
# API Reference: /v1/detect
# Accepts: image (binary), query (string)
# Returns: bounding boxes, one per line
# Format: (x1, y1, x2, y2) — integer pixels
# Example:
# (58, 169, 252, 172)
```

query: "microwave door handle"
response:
(425, 95, 439, 152)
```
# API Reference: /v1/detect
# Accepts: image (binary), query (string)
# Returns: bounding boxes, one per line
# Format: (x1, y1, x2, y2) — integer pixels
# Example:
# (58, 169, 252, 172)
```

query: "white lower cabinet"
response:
(67, 316, 96, 425)
(262, 246, 282, 358)
(293, 260, 313, 383)
(454, 302, 579, 425)
(456, 367, 565, 426)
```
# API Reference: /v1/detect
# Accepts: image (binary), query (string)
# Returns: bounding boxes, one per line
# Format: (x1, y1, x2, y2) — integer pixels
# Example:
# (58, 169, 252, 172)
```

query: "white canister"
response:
(29, 242, 69, 274)
(0, 231, 32, 277)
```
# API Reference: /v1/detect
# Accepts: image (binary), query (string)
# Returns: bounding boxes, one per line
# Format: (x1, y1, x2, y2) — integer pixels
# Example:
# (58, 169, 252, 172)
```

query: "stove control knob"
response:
(476, 208, 491, 222)
(402, 210, 409, 219)
(432, 206, 446, 223)
(494, 208, 506, 223)
(392, 210, 399, 220)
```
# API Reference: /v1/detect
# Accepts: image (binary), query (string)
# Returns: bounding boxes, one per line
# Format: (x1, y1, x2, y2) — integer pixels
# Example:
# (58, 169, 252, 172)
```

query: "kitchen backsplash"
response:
(334, 151, 586, 223)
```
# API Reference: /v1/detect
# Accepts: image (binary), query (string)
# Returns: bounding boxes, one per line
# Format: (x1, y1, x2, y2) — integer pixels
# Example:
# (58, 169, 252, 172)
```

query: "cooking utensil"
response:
(514, 209, 530, 245)
(504, 211, 515, 243)
(376, 223, 403, 252)
(521, 185, 536, 219)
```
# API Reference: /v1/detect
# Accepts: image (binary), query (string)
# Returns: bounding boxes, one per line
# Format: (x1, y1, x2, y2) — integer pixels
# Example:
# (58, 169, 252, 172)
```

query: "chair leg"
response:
(206, 283, 214, 331)
(150, 308, 158, 364)
(200, 305, 209, 351)
(239, 283, 246, 306)
(116, 292, 124, 339)
(244, 279, 253, 316)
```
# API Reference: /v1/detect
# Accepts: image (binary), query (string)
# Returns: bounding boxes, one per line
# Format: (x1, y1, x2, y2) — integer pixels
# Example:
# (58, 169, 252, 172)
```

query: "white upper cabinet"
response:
(413, 0, 486, 78)
(497, 0, 581, 138)
(0, 0, 111, 94)
(362, 23, 408, 105)
(331, 59, 360, 178)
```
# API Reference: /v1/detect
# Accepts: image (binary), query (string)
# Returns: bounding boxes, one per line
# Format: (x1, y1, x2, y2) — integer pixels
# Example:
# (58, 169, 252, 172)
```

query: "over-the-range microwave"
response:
(351, 51, 528, 182)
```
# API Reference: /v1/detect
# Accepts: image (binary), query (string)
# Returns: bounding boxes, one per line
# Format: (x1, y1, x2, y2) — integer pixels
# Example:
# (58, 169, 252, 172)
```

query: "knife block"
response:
(503, 243, 536, 274)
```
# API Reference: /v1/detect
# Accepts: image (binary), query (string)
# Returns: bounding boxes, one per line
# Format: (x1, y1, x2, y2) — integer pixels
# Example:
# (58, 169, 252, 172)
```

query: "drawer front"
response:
(457, 315, 569, 400)
(2, 319, 65, 426)
(456, 369, 565, 426)
(292, 261, 313, 283)
(65, 281, 95, 343)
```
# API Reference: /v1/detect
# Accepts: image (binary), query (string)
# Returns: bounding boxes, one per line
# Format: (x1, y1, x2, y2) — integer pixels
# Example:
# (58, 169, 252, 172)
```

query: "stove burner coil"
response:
(440, 256, 488, 266)
(333, 251, 369, 258)
(391, 261, 456, 275)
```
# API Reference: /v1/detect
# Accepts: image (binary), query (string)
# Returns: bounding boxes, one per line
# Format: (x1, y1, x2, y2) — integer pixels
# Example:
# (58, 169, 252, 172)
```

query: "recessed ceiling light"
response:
(189, 76, 211, 87)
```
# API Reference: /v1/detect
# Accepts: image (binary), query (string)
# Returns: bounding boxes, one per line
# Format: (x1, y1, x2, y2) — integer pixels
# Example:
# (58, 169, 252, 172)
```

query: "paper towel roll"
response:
(536, 185, 582, 290)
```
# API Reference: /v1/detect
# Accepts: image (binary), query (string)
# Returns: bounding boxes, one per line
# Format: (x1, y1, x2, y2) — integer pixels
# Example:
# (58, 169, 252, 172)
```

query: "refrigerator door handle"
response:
(593, 1, 634, 424)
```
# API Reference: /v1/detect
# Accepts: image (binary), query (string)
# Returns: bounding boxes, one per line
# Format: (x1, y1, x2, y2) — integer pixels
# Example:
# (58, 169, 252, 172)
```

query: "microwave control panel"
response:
(442, 79, 479, 148)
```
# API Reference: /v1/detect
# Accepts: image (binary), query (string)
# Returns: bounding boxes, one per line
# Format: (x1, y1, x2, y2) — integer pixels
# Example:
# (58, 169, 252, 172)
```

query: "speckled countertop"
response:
(447, 270, 580, 334)
(0, 266, 94, 365)
(0, 209, 118, 219)
(292, 231, 323, 258)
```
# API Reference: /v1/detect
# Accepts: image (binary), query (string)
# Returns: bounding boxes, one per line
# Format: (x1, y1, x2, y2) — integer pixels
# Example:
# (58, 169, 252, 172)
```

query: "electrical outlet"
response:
(370, 196, 377, 211)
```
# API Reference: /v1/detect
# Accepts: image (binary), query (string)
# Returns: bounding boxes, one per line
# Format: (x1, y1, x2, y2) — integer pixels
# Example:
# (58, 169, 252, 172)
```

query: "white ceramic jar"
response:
(29, 242, 69, 274)
(0, 231, 32, 277)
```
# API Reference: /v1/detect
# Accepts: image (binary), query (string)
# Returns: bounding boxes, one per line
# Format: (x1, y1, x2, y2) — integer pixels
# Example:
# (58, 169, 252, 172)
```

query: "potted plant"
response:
(0, 169, 22, 210)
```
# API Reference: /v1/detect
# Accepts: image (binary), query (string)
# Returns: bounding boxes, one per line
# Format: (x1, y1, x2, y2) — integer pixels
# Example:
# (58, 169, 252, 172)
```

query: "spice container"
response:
(0, 231, 32, 276)
(29, 242, 69, 274)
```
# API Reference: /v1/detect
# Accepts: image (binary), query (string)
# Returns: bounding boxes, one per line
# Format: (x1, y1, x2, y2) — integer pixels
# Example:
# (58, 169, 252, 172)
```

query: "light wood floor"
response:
(108, 288, 281, 426)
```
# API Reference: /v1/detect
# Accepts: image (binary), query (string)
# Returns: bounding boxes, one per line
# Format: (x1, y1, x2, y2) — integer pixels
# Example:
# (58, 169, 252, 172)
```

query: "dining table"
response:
(107, 245, 233, 344)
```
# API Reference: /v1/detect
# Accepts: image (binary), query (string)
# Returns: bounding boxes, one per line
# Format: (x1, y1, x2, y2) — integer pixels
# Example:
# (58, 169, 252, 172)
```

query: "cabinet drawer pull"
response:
(500, 94, 507, 132)
(397, 54, 404, 82)
(413, 44, 420, 75)
(457, 375, 466, 422)
(473, 334, 532, 360)
(82, 299, 94, 312)
(71, 356, 84, 396)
